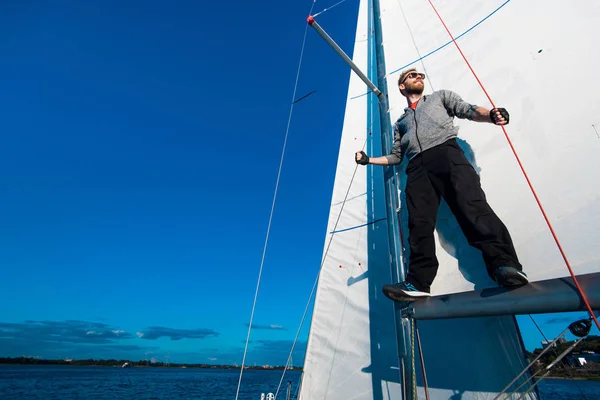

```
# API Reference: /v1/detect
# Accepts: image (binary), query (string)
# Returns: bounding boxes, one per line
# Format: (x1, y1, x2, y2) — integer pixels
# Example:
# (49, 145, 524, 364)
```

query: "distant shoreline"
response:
(544, 376, 599, 381)
(3, 356, 599, 381)
(0, 357, 302, 371)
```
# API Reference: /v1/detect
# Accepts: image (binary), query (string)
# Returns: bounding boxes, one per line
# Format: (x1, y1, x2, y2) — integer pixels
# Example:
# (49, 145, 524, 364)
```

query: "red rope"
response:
(425, 0, 600, 330)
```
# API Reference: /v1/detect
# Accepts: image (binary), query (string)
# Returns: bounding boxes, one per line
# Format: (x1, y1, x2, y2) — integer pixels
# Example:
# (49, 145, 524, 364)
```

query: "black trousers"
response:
(404, 139, 521, 292)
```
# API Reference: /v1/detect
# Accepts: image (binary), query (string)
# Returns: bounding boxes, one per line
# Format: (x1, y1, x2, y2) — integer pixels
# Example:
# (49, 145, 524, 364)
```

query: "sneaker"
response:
(494, 266, 529, 287)
(382, 282, 431, 302)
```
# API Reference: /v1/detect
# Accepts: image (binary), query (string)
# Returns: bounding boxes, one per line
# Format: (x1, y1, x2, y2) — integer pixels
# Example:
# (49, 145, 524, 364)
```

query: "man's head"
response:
(397, 68, 425, 97)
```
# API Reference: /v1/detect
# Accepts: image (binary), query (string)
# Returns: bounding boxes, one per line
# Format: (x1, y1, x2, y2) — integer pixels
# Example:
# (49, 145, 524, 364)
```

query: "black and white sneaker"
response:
(382, 282, 431, 302)
(494, 266, 529, 287)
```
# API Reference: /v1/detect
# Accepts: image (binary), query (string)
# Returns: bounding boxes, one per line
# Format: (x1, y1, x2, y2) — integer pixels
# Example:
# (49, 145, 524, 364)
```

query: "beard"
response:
(403, 81, 424, 95)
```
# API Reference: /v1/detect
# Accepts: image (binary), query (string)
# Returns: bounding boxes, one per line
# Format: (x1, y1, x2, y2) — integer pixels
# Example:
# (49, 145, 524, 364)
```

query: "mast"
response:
(308, 1, 418, 397)
(367, 0, 416, 398)
(302, 0, 406, 395)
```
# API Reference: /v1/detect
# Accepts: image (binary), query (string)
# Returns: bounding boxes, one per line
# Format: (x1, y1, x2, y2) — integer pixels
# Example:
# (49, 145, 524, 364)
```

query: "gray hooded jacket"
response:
(385, 89, 480, 165)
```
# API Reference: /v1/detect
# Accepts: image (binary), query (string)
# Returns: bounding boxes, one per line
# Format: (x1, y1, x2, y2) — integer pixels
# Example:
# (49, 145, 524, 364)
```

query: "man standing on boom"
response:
(355, 68, 528, 301)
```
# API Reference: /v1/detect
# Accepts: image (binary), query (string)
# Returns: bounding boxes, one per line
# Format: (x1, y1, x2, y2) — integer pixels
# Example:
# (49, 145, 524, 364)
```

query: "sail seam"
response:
(350, 0, 512, 99)
(329, 217, 386, 234)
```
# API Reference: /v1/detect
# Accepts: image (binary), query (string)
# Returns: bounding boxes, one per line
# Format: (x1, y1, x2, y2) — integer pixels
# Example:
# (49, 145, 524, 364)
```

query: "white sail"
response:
(301, 0, 599, 398)
(300, 0, 406, 398)
(382, 0, 600, 296)
(376, 0, 600, 397)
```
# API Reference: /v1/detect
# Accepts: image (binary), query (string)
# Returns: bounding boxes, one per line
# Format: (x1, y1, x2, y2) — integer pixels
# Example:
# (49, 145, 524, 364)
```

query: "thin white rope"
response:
(527, 315, 589, 400)
(274, 4, 384, 394)
(394, 0, 434, 90)
(313, 0, 352, 17)
(275, 109, 376, 398)
(235, 2, 318, 399)
(275, 162, 361, 400)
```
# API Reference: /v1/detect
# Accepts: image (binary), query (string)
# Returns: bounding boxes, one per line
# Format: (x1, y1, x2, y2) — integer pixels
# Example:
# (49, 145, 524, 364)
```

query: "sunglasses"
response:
(401, 72, 426, 84)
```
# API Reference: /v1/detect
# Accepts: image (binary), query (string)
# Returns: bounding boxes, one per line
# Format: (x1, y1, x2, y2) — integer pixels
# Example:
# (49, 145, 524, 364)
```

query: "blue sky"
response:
(0, 0, 596, 367)
(0, 0, 357, 367)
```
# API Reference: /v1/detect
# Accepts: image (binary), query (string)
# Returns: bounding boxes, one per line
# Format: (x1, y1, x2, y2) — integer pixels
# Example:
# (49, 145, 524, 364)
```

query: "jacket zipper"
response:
(413, 107, 423, 153)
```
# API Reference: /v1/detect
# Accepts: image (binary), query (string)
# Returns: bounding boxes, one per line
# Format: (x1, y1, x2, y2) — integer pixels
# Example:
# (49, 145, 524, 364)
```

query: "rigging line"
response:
(528, 314, 550, 343)
(293, 373, 302, 399)
(414, 320, 430, 400)
(424, 0, 600, 331)
(528, 315, 589, 399)
(275, 143, 367, 399)
(293, 90, 317, 104)
(493, 325, 571, 400)
(395, 0, 435, 91)
(510, 336, 587, 400)
(273, 277, 316, 399)
(313, 0, 352, 17)
(411, 320, 417, 399)
(235, 1, 318, 398)
(275, 100, 378, 398)
(350, 90, 374, 100)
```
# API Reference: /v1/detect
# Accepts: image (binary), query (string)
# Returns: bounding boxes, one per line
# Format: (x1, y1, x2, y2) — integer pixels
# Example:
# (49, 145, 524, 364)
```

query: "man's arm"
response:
(472, 107, 509, 125)
(442, 90, 509, 125)
(355, 124, 403, 166)
(355, 150, 402, 166)
(356, 154, 394, 165)
(472, 107, 492, 123)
